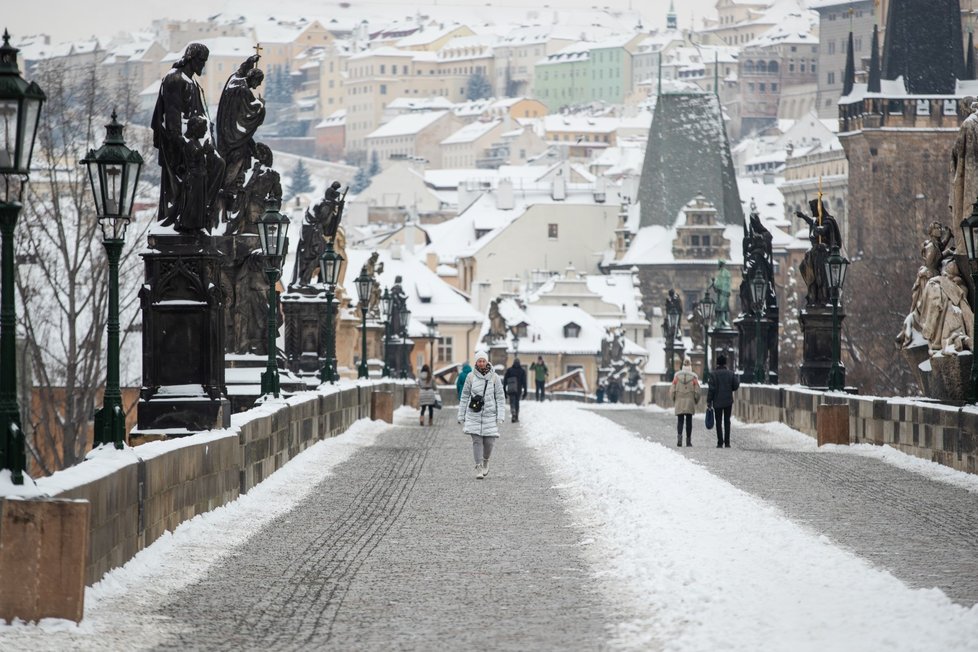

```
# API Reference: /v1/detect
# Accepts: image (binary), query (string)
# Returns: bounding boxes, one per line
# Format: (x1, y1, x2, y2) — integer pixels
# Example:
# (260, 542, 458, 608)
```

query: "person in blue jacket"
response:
(456, 361, 472, 399)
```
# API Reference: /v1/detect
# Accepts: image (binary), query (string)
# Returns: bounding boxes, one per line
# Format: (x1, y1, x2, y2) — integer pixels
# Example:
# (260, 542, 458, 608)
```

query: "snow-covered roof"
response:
(315, 109, 346, 129)
(584, 272, 646, 323)
(396, 24, 470, 48)
(366, 110, 449, 139)
(543, 115, 619, 134)
(347, 46, 417, 61)
(441, 120, 502, 145)
(386, 96, 456, 111)
(745, 8, 818, 49)
(340, 249, 483, 326)
(162, 37, 254, 61)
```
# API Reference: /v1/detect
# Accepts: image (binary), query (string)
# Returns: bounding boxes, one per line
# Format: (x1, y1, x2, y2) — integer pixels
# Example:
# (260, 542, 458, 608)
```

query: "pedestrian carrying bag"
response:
(506, 377, 518, 396)
(468, 378, 489, 413)
(705, 406, 715, 430)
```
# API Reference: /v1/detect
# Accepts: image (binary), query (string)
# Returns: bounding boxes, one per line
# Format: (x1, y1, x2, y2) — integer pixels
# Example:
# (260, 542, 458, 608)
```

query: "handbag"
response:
(433, 394, 443, 410)
(705, 406, 715, 430)
(468, 377, 489, 413)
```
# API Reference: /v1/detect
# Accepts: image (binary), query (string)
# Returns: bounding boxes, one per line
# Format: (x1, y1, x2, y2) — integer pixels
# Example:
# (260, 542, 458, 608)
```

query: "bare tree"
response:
(15, 56, 153, 471)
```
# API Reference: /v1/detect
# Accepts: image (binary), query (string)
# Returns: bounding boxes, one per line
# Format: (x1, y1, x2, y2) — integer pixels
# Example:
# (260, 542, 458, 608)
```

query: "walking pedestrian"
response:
(417, 364, 438, 426)
(670, 358, 700, 447)
(503, 358, 528, 422)
(707, 354, 740, 448)
(457, 350, 505, 479)
(456, 361, 472, 400)
(530, 355, 548, 401)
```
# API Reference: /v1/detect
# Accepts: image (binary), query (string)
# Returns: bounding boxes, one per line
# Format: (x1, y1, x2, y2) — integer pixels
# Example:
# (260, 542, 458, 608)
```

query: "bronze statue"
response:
(740, 209, 775, 315)
(233, 250, 271, 354)
(230, 142, 281, 235)
(152, 43, 225, 231)
(688, 304, 705, 351)
(290, 182, 347, 288)
(714, 260, 732, 327)
(795, 198, 843, 306)
(180, 116, 224, 230)
(216, 54, 266, 217)
(950, 101, 978, 228)
(664, 289, 683, 340)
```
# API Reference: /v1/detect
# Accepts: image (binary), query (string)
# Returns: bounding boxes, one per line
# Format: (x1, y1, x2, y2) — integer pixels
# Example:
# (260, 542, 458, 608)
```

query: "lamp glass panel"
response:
(85, 160, 103, 216)
(276, 219, 289, 257)
(102, 163, 123, 215)
(967, 225, 978, 261)
(18, 95, 41, 171)
(751, 275, 766, 306)
(0, 100, 17, 170)
(123, 160, 141, 216)
(356, 276, 372, 303)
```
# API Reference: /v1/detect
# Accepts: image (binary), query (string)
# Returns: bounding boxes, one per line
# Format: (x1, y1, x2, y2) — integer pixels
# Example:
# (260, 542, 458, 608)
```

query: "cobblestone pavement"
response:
(153, 410, 623, 651)
(595, 408, 978, 606)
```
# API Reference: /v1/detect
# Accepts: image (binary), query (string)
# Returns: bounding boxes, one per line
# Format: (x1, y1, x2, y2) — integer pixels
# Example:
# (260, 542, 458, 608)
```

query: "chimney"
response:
(426, 252, 438, 271)
(497, 177, 515, 209)
(457, 179, 483, 214)
(593, 176, 607, 203)
(551, 170, 566, 201)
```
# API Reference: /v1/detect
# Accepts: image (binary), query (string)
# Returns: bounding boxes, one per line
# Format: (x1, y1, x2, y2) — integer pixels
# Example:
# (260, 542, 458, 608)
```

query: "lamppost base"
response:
(261, 369, 281, 397)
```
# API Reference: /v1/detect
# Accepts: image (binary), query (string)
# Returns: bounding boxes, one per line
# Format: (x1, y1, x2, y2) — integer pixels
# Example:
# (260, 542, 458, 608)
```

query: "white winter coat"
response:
(457, 367, 505, 437)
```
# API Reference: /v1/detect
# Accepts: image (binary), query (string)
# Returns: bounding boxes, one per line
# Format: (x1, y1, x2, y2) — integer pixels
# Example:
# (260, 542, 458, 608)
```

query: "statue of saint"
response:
(740, 209, 775, 316)
(950, 100, 978, 228)
(180, 116, 224, 230)
(152, 43, 225, 230)
(389, 275, 408, 335)
(714, 260, 732, 327)
(486, 299, 507, 344)
(917, 256, 974, 353)
(233, 250, 270, 354)
(289, 183, 349, 288)
(897, 222, 957, 349)
(229, 142, 282, 235)
(688, 304, 705, 351)
(664, 289, 683, 340)
(216, 54, 266, 218)
(795, 198, 843, 306)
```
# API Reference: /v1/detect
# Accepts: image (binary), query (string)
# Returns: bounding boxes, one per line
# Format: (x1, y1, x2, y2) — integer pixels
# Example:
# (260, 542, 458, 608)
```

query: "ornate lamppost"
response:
(355, 269, 373, 379)
(380, 287, 392, 377)
(699, 289, 716, 382)
(426, 316, 437, 370)
(961, 203, 978, 402)
(398, 303, 412, 378)
(749, 270, 767, 384)
(825, 245, 849, 392)
(82, 112, 143, 448)
(258, 200, 290, 398)
(0, 30, 45, 484)
(666, 303, 680, 382)
(318, 240, 342, 383)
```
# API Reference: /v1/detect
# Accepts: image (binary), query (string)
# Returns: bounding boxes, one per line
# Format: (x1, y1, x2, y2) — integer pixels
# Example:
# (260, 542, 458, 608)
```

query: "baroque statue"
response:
(663, 289, 683, 340)
(713, 260, 732, 327)
(152, 43, 226, 231)
(228, 142, 282, 235)
(950, 100, 978, 227)
(740, 208, 775, 315)
(290, 181, 348, 288)
(795, 198, 843, 306)
(216, 54, 266, 218)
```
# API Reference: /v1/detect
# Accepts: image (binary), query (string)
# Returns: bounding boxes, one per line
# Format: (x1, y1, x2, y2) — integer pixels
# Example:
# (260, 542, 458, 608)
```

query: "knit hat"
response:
(474, 350, 489, 363)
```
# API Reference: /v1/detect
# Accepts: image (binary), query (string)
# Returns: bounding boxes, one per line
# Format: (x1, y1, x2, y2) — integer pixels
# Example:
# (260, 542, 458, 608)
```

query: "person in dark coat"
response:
(707, 354, 740, 448)
(503, 358, 528, 422)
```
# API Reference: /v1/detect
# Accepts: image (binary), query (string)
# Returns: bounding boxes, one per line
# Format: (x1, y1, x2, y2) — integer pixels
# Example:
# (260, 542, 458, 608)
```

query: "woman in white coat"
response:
(670, 358, 701, 447)
(457, 350, 505, 479)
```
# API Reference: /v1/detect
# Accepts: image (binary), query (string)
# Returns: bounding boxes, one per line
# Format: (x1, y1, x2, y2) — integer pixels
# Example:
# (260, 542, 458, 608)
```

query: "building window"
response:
(563, 322, 581, 338)
(702, 235, 711, 246)
(437, 336, 453, 362)
(548, 223, 558, 239)
(380, 64, 386, 74)
(380, 84, 387, 94)
(827, 72, 835, 85)
(827, 40, 835, 55)
(771, 83, 777, 92)
(691, 235, 700, 246)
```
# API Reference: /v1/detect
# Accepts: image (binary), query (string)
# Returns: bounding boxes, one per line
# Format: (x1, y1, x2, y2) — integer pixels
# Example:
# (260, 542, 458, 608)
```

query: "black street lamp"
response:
(258, 199, 290, 397)
(380, 287, 392, 377)
(749, 270, 767, 384)
(355, 269, 373, 379)
(825, 245, 850, 392)
(318, 240, 342, 383)
(0, 30, 45, 485)
(666, 303, 680, 382)
(426, 316, 437, 370)
(82, 112, 142, 449)
(398, 303, 412, 378)
(961, 203, 978, 402)
(699, 289, 715, 382)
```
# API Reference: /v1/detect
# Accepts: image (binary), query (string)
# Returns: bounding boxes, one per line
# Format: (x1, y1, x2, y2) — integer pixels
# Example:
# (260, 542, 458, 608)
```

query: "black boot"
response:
(686, 434, 692, 447)
(677, 434, 683, 447)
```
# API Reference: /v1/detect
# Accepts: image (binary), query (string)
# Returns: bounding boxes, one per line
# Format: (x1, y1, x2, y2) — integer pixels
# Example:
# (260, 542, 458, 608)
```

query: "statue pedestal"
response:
(489, 344, 508, 370)
(664, 341, 686, 377)
(214, 233, 263, 355)
(799, 306, 844, 388)
(224, 354, 307, 412)
(901, 344, 931, 396)
(928, 352, 971, 403)
(710, 326, 739, 376)
(135, 232, 230, 435)
(282, 287, 329, 382)
(734, 315, 779, 383)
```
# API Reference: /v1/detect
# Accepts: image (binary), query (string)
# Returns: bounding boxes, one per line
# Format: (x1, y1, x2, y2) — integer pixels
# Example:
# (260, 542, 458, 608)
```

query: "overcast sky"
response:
(11, 0, 721, 44)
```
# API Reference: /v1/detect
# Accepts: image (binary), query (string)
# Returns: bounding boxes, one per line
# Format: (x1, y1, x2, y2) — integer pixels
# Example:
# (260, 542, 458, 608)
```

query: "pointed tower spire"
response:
(882, 0, 963, 94)
(667, 0, 678, 31)
(868, 23, 881, 93)
(842, 31, 855, 97)
(968, 31, 976, 80)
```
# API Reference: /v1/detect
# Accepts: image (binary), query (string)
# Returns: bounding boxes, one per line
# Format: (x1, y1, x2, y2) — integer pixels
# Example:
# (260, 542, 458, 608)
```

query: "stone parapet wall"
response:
(649, 383, 978, 476)
(8, 382, 408, 586)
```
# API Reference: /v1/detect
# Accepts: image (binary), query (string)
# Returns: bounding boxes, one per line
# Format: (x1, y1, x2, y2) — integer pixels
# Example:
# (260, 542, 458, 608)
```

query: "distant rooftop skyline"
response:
(10, 0, 720, 45)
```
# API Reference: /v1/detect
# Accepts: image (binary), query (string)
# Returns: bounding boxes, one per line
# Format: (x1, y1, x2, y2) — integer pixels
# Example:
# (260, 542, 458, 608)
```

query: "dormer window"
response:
(563, 322, 581, 338)
(514, 322, 528, 337)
